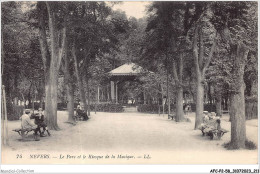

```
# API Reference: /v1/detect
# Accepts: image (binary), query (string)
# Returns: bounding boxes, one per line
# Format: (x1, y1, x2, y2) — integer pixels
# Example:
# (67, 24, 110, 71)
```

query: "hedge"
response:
(137, 103, 218, 113)
(137, 104, 176, 114)
(89, 103, 124, 112)
(190, 103, 216, 113)
(7, 105, 24, 120)
(56, 103, 124, 112)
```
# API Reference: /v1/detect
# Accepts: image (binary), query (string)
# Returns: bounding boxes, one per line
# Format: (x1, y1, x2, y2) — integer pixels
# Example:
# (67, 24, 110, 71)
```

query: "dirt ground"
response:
(1, 111, 258, 164)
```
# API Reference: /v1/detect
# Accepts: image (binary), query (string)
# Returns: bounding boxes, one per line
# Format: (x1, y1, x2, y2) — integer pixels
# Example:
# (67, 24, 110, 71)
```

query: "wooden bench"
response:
(198, 120, 228, 140)
(13, 128, 39, 141)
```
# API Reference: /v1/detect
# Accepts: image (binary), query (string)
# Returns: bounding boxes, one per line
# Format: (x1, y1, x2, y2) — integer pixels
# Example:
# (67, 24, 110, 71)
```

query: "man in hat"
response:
(33, 108, 51, 137)
(20, 109, 40, 141)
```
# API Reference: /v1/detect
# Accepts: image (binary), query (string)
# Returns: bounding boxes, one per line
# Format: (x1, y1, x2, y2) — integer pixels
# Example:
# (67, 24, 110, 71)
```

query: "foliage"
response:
(89, 103, 124, 112)
(208, 2, 257, 94)
(7, 105, 24, 120)
(2, 2, 43, 102)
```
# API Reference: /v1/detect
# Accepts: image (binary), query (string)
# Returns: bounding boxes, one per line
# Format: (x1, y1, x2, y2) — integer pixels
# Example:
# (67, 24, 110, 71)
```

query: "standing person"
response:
(34, 108, 51, 136)
(184, 104, 189, 115)
(20, 109, 40, 141)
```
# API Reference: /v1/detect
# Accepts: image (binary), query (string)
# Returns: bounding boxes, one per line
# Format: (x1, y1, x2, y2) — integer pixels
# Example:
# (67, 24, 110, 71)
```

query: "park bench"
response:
(168, 114, 177, 120)
(168, 114, 191, 122)
(198, 119, 228, 140)
(13, 128, 39, 141)
(222, 110, 229, 114)
(73, 114, 84, 122)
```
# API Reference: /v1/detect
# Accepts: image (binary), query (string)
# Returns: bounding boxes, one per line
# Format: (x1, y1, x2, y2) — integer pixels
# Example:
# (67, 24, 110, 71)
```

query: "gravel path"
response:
(2, 111, 258, 164)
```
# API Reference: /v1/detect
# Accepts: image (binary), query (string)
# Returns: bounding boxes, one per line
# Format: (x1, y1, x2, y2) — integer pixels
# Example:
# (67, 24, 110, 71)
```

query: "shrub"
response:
(190, 103, 216, 112)
(7, 105, 24, 120)
(89, 103, 124, 112)
(28, 102, 45, 110)
(222, 142, 235, 150)
(57, 103, 67, 110)
(223, 140, 257, 150)
(56, 103, 124, 112)
(245, 139, 257, 150)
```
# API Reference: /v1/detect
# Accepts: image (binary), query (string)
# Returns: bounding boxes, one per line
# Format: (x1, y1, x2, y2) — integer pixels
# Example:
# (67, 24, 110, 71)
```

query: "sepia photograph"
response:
(1, 0, 259, 173)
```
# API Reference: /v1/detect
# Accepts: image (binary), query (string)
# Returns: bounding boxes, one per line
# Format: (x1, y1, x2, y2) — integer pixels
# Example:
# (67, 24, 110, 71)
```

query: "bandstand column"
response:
(115, 81, 118, 103)
(97, 86, 100, 103)
(107, 85, 110, 101)
(111, 81, 115, 103)
(143, 91, 146, 104)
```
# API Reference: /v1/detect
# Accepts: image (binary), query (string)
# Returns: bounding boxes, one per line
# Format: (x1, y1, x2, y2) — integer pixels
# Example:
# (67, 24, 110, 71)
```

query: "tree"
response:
(144, 2, 196, 121)
(189, 3, 217, 129)
(210, 1, 257, 148)
(2, 2, 44, 115)
(61, 22, 76, 123)
(37, 2, 67, 130)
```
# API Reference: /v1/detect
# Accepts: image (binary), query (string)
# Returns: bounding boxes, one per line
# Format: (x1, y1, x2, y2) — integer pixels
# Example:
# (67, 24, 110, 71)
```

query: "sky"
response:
(111, 1, 151, 19)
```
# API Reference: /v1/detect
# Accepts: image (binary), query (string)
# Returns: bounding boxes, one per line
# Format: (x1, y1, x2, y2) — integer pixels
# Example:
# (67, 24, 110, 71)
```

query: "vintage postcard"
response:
(1, 1, 259, 173)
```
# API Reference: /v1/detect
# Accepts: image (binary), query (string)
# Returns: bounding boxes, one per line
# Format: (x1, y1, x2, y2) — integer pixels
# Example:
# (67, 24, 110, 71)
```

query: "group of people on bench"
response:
(19, 104, 89, 141)
(20, 108, 51, 141)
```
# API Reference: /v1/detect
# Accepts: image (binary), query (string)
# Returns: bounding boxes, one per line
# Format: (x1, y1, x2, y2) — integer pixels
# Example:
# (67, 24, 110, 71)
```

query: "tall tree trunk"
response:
(45, 71, 59, 130)
(87, 79, 90, 116)
(38, 2, 66, 130)
(192, 24, 216, 129)
(216, 93, 222, 116)
(173, 53, 185, 122)
(72, 41, 88, 113)
(65, 81, 75, 123)
(63, 36, 75, 123)
(230, 86, 246, 148)
(45, 2, 59, 130)
(195, 76, 204, 129)
(27, 83, 32, 108)
(166, 61, 170, 115)
(1, 29, 4, 77)
(40, 96, 43, 109)
(229, 43, 249, 149)
(176, 87, 184, 121)
(38, 79, 44, 109)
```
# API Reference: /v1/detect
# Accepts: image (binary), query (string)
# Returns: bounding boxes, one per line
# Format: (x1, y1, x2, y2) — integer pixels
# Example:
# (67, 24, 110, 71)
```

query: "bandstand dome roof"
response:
(109, 63, 143, 76)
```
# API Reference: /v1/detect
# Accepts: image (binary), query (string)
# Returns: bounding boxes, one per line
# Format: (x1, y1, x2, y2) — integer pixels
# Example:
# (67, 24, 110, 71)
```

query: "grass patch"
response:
(223, 141, 238, 150)
(223, 140, 257, 150)
(245, 139, 257, 150)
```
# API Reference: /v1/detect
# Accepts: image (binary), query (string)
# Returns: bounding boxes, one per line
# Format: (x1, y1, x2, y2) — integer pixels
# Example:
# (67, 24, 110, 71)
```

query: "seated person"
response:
(20, 109, 40, 141)
(76, 105, 89, 121)
(203, 111, 209, 123)
(33, 108, 51, 137)
(209, 112, 216, 120)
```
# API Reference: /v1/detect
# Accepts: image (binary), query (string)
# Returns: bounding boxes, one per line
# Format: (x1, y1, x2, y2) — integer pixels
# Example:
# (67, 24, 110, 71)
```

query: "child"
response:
(203, 111, 209, 123)
(34, 108, 51, 137)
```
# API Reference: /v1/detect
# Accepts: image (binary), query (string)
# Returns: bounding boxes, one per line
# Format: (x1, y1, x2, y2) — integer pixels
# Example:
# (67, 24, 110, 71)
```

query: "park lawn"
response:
(2, 111, 258, 164)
